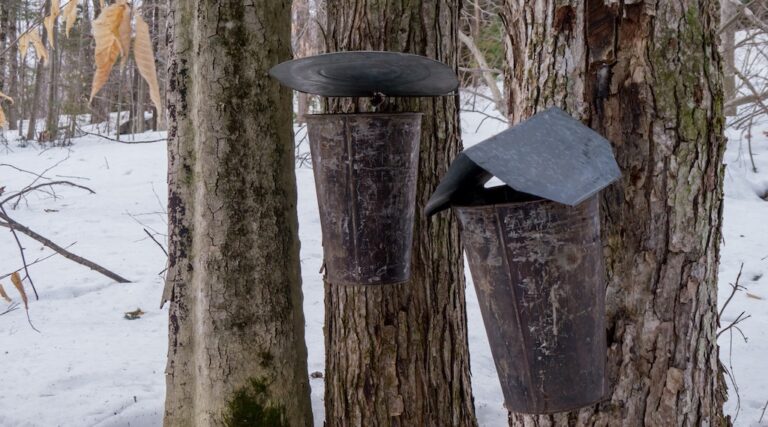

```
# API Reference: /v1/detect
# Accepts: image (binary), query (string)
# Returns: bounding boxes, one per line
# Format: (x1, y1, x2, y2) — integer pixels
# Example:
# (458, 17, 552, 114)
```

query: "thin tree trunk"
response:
(721, 0, 737, 116)
(6, 1, 19, 130)
(27, 0, 51, 141)
(322, 1, 477, 426)
(162, 0, 313, 426)
(1, 4, 7, 96)
(501, 1, 728, 425)
(26, 59, 45, 140)
(45, 18, 59, 141)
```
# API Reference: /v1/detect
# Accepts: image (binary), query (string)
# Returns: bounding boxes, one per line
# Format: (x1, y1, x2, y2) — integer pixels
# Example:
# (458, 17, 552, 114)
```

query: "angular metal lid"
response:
(426, 107, 621, 216)
(269, 51, 459, 97)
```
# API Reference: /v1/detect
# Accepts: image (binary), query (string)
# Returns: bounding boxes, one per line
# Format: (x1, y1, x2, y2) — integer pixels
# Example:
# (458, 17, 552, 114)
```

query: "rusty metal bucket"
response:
(455, 187, 607, 414)
(306, 113, 421, 285)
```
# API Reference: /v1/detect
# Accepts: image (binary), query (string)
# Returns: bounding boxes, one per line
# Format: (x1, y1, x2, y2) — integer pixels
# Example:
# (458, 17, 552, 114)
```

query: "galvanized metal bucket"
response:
(306, 113, 421, 285)
(455, 188, 607, 414)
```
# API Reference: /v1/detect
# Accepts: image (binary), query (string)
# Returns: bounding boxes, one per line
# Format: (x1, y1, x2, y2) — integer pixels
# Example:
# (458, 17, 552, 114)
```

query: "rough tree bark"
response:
(162, 0, 313, 426)
(501, 1, 728, 425)
(322, 1, 477, 426)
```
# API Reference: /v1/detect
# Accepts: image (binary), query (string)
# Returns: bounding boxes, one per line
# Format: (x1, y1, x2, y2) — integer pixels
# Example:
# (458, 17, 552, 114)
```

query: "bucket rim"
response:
(305, 112, 423, 119)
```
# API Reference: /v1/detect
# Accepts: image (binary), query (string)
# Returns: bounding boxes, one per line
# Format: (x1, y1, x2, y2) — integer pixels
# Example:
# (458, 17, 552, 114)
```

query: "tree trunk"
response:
(162, 0, 313, 426)
(26, 53, 46, 141)
(322, 1, 477, 426)
(6, 1, 19, 131)
(45, 18, 59, 141)
(501, 1, 728, 425)
(292, 0, 310, 124)
(720, 0, 736, 117)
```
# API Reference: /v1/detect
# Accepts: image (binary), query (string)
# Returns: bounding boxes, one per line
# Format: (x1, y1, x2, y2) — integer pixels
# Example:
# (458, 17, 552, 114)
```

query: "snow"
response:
(0, 106, 766, 426)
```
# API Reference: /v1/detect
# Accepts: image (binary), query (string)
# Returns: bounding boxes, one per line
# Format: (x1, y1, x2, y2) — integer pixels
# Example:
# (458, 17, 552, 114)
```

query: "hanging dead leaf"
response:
(18, 33, 30, 62)
(0, 283, 11, 303)
(43, 14, 58, 49)
(10, 272, 28, 310)
(10, 272, 39, 332)
(0, 92, 9, 128)
(64, 0, 79, 37)
(43, 0, 62, 49)
(0, 91, 13, 104)
(28, 31, 49, 65)
(118, 5, 132, 69)
(746, 292, 763, 300)
(17, 31, 47, 64)
(134, 15, 162, 121)
(99, 0, 105, 9)
(90, 2, 130, 102)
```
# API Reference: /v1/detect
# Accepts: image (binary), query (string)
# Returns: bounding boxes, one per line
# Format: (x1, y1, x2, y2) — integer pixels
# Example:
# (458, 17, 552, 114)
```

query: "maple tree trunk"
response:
(501, 1, 728, 425)
(322, 1, 477, 426)
(162, 0, 313, 426)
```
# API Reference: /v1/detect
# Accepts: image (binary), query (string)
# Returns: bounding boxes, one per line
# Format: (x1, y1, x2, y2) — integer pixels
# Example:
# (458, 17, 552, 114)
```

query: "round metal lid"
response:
(269, 51, 459, 97)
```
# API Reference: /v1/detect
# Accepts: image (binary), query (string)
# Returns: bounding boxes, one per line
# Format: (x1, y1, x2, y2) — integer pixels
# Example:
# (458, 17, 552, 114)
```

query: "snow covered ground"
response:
(0, 107, 765, 426)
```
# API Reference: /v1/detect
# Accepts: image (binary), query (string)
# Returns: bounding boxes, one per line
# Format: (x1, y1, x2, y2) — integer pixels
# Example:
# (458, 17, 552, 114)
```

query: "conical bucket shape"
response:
(456, 190, 607, 414)
(306, 113, 421, 285)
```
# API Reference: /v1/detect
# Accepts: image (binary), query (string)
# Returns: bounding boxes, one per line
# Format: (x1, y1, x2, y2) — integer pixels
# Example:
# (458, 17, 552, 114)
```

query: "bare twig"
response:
(0, 302, 20, 316)
(0, 181, 95, 206)
(0, 213, 130, 283)
(717, 310, 751, 338)
(143, 228, 168, 256)
(0, 204, 38, 300)
(719, 263, 744, 320)
(0, 243, 74, 281)
(75, 126, 166, 144)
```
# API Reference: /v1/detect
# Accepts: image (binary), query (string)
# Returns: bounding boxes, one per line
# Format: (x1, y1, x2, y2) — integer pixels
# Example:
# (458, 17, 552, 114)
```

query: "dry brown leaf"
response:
(43, 14, 58, 49)
(90, 2, 130, 102)
(44, 0, 61, 48)
(99, 0, 105, 9)
(124, 308, 145, 320)
(0, 91, 10, 128)
(10, 272, 28, 310)
(28, 31, 49, 65)
(18, 33, 30, 62)
(746, 292, 763, 300)
(134, 15, 162, 120)
(64, 0, 79, 37)
(118, 4, 132, 69)
(0, 284, 11, 303)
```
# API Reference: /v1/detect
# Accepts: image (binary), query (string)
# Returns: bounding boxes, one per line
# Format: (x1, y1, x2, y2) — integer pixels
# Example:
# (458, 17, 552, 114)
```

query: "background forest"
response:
(2, 0, 768, 426)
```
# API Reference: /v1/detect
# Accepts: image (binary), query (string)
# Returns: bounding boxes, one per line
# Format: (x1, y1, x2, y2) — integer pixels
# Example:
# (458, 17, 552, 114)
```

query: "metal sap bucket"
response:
(306, 113, 421, 285)
(455, 188, 607, 414)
